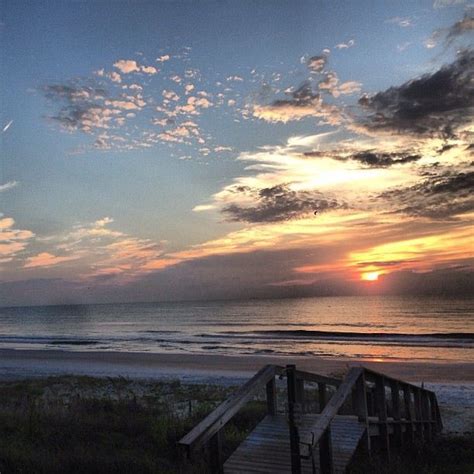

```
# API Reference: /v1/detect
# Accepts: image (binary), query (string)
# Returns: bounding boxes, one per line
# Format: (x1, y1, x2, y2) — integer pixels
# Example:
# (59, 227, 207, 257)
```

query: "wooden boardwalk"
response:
(225, 414, 366, 473)
(179, 364, 443, 474)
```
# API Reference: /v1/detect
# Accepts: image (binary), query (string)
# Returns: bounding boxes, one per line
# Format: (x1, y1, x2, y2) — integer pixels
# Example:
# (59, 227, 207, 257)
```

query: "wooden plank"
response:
(224, 414, 366, 474)
(287, 364, 302, 474)
(375, 376, 390, 461)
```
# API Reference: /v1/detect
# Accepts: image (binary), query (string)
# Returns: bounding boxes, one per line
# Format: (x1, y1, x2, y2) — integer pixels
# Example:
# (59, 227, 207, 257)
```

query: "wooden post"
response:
(375, 376, 390, 461)
(414, 388, 424, 442)
(390, 380, 402, 448)
(287, 365, 302, 474)
(266, 377, 277, 415)
(403, 386, 415, 443)
(296, 377, 305, 412)
(209, 430, 223, 474)
(319, 426, 334, 474)
(318, 382, 327, 412)
(422, 391, 432, 441)
(354, 372, 371, 456)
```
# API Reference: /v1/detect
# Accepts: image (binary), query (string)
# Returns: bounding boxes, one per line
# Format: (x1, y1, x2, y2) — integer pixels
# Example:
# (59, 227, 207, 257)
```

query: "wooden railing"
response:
(178, 364, 340, 473)
(292, 365, 443, 474)
(179, 364, 442, 474)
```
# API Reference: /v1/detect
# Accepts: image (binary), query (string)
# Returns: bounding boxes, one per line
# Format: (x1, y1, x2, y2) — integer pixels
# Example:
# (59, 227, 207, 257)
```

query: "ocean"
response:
(0, 296, 473, 363)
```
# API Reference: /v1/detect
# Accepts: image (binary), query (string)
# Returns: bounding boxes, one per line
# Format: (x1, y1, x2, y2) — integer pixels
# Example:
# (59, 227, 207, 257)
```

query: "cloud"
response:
(425, 12, 474, 48)
(386, 17, 413, 27)
(24, 252, 78, 269)
(335, 39, 355, 49)
(156, 54, 170, 62)
(113, 59, 140, 74)
(222, 184, 346, 223)
(380, 170, 474, 218)
(141, 65, 157, 74)
(307, 55, 327, 73)
(0, 216, 34, 264)
(358, 50, 474, 138)
(253, 82, 344, 124)
(0, 181, 18, 192)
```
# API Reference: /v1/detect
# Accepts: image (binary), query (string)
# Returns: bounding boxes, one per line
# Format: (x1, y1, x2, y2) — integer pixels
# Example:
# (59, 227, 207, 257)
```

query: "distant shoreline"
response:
(1, 348, 473, 383)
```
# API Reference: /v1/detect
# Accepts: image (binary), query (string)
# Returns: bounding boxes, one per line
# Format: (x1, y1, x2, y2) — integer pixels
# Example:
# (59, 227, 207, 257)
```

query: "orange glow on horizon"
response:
(362, 271, 380, 281)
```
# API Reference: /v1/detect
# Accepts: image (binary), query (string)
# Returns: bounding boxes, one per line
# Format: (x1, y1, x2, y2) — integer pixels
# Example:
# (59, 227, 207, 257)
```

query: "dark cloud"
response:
(380, 170, 474, 218)
(222, 184, 346, 223)
(304, 149, 422, 168)
(358, 50, 474, 138)
(356, 260, 416, 267)
(307, 55, 327, 73)
(43, 83, 110, 133)
(446, 13, 474, 43)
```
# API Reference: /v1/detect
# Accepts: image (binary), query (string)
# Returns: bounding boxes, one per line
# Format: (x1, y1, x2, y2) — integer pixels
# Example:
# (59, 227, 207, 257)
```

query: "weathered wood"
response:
(319, 426, 334, 474)
(402, 385, 415, 443)
(303, 367, 363, 448)
(390, 380, 402, 447)
(266, 377, 277, 415)
(319, 382, 327, 412)
(179, 364, 282, 454)
(287, 365, 302, 474)
(294, 369, 341, 388)
(375, 376, 390, 461)
(354, 372, 371, 456)
(224, 414, 366, 474)
(413, 388, 424, 442)
(210, 429, 224, 474)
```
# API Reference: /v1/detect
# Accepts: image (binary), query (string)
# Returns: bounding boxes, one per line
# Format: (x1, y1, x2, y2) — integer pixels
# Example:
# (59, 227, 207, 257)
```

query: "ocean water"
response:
(0, 296, 473, 363)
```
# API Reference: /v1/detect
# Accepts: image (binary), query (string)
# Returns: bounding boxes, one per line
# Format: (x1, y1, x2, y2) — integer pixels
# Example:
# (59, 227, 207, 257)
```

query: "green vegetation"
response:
(0, 376, 472, 473)
(0, 376, 266, 474)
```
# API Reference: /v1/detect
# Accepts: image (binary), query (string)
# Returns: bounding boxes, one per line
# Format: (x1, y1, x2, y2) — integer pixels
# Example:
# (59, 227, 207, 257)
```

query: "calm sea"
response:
(0, 296, 473, 363)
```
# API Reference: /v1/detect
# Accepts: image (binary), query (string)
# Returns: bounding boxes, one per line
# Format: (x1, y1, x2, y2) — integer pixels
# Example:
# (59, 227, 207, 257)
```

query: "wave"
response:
(238, 330, 474, 340)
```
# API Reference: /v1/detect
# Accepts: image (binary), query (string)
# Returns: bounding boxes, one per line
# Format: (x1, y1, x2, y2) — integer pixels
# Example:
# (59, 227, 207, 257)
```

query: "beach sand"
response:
(1, 349, 473, 434)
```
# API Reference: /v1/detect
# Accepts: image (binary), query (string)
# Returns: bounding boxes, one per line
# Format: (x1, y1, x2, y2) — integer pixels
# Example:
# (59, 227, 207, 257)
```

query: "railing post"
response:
(319, 427, 334, 474)
(402, 386, 415, 443)
(286, 365, 302, 474)
(266, 376, 277, 415)
(354, 371, 371, 457)
(390, 380, 402, 448)
(421, 391, 432, 441)
(209, 430, 224, 474)
(318, 382, 327, 412)
(375, 376, 390, 461)
(414, 388, 424, 442)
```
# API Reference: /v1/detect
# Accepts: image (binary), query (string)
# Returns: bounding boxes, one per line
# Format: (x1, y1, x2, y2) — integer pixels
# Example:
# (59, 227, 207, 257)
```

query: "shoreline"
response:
(1, 348, 473, 383)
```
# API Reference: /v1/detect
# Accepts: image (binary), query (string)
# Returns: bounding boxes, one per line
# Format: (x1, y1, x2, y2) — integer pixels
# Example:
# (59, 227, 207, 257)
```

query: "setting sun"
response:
(362, 271, 380, 282)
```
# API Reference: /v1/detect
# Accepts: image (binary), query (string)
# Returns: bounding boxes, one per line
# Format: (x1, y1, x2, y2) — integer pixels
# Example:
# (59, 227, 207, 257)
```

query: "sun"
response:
(362, 271, 380, 281)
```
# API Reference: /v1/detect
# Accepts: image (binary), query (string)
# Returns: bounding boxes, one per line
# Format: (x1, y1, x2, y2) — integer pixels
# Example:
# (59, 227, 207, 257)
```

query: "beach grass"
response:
(0, 376, 472, 473)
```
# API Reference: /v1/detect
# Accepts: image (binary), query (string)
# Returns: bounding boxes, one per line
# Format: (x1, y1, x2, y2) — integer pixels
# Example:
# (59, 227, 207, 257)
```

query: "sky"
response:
(0, 0, 473, 306)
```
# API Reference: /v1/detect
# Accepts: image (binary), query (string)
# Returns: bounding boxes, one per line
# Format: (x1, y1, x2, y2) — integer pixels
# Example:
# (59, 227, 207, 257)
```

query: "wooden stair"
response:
(179, 364, 442, 474)
(224, 414, 366, 473)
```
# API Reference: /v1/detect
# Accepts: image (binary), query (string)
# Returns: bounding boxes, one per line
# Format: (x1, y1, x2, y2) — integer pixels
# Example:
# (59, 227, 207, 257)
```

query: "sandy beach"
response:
(1, 348, 473, 383)
(1, 349, 473, 435)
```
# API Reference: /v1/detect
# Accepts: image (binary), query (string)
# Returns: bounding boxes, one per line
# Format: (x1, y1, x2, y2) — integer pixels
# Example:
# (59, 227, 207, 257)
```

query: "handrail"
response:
(294, 368, 341, 387)
(179, 364, 341, 456)
(179, 364, 284, 454)
(301, 365, 442, 467)
(301, 367, 363, 449)
(362, 367, 436, 395)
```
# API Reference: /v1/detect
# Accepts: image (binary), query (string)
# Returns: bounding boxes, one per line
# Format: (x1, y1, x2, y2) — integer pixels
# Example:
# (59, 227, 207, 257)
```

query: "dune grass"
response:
(0, 376, 472, 473)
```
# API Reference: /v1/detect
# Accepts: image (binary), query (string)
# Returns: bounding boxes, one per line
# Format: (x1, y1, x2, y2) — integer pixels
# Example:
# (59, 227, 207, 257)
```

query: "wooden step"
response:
(224, 414, 366, 474)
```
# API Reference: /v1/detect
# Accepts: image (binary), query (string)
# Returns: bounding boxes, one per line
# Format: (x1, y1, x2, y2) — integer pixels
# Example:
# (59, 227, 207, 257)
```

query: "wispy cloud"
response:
(0, 181, 18, 192)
